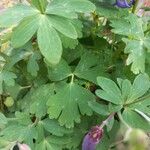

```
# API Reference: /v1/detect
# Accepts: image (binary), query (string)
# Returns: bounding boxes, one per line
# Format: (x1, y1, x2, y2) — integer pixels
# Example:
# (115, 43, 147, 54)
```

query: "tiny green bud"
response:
(4, 97, 14, 107)
(127, 129, 149, 150)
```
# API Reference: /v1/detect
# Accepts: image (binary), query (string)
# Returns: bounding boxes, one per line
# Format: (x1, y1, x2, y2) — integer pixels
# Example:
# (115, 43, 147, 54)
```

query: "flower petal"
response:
(82, 126, 103, 150)
(114, 0, 135, 8)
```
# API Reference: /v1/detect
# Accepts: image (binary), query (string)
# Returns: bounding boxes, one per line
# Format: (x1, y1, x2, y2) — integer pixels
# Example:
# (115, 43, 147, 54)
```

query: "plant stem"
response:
(70, 74, 74, 84)
(20, 85, 32, 90)
(31, 118, 39, 127)
(99, 112, 115, 128)
(117, 111, 130, 129)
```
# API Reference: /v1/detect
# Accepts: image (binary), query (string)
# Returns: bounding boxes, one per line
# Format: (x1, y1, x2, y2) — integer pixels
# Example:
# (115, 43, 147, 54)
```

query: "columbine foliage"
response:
(0, 0, 150, 150)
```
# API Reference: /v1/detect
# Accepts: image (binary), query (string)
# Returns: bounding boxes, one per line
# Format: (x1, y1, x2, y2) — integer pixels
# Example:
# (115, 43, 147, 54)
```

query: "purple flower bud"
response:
(17, 143, 31, 150)
(114, 0, 135, 8)
(82, 126, 103, 150)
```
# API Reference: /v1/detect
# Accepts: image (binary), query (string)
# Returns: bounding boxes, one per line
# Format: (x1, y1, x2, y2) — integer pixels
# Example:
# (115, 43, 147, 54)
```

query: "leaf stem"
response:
(70, 74, 74, 84)
(20, 85, 32, 90)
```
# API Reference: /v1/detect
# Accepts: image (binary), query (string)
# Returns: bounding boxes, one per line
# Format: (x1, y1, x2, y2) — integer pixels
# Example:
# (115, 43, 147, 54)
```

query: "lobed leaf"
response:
(47, 83, 95, 128)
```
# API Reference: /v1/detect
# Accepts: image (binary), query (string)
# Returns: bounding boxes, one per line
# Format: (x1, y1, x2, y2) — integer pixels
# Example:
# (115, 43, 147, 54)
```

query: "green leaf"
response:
(0, 138, 10, 149)
(122, 109, 150, 132)
(108, 103, 122, 113)
(42, 118, 72, 136)
(36, 121, 45, 142)
(47, 83, 94, 128)
(35, 136, 71, 150)
(15, 111, 32, 126)
(134, 109, 150, 122)
(88, 101, 110, 116)
(37, 15, 62, 64)
(123, 38, 146, 74)
(30, 84, 54, 118)
(0, 70, 17, 94)
(47, 15, 78, 39)
(0, 124, 38, 147)
(3, 48, 30, 70)
(111, 14, 148, 74)
(117, 78, 132, 102)
(47, 59, 72, 81)
(121, 79, 132, 101)
(5, 83, 22, 99)
(0, 113, 7, 128)
(111, 18, 132, 37)
(62, 0, 95, 13)
(111, 14, 144, 38)
(144, 36, 150, 51)
(59, 34, 78, 49)
(71, 19, 83, 38)
(27, 52, 40, 77)
(0, 4, 39, 27)
(74, 52, 104, 84)
(11, 14, 39, 48)
(46, 3, 77, 19)
(129, 96, 150, 115)
(127, 74, 150, 102)
(46, 0, 95, 19)
(31, 0, 48, 13)
(96, 77, 123, 104)
(96, 4, 128, 19)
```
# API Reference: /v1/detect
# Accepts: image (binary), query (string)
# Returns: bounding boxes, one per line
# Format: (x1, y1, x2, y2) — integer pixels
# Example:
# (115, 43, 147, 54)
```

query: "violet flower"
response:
(82, 113, 115, 150)
(114, 0, 135, 8)
(82, 126, 103, 150)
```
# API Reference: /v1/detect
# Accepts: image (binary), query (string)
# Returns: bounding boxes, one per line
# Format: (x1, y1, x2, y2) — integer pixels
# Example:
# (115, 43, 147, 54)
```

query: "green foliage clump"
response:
(0, 0, 150, 149)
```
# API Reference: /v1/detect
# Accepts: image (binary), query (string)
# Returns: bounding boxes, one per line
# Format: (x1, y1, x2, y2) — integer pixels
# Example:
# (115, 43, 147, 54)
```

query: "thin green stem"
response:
(117, 111, 130, 129)
(99, 112, 116, 128)
(31, 118, 39, 127)
(132, 0, 140, 14)
(20, 85, 32, 90)
(70, 74, 74, 84)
